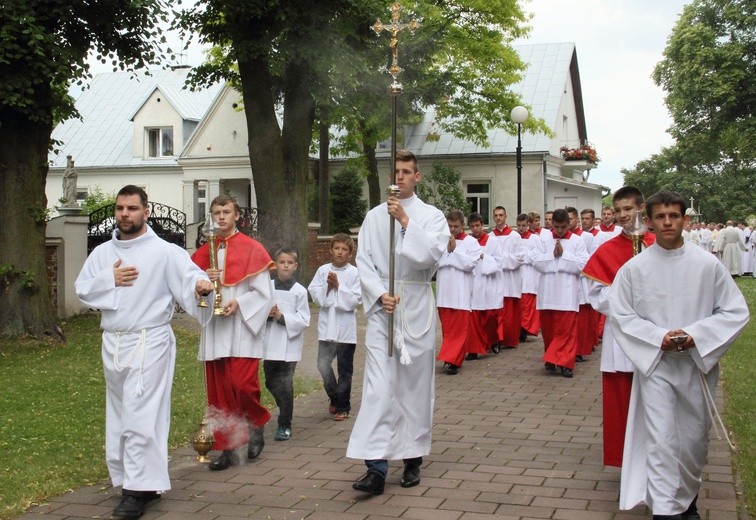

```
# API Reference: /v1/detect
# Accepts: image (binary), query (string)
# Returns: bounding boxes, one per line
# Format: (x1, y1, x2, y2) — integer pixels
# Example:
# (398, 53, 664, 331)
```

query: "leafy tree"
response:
(329, 0, 552, 208)
(80, 186, 117, 216)
(0, 0, 169, 338)
(178, 1, 550, 273)
(626, 0, 754, 222)
(416, 162, 471, 215)
(622, 148, 751, 223)
(178, 0, 386, 272)
(330, 164, 367, 234)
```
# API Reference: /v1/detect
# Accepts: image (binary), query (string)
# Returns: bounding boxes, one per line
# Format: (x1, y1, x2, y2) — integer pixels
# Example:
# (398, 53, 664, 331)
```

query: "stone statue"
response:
(62, 155, 78, 207)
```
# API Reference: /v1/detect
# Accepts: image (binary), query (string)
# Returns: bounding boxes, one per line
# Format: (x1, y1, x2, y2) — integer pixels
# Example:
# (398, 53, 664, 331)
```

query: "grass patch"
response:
(722, 276, 756, 516)
(0, 312, 320, 520)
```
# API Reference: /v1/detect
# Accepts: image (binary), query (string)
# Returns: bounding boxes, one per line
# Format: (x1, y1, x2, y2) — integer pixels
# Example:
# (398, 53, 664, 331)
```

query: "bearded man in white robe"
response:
(609, 190, 748, 520)
(76, 186, 214, 519)
(348, 150, 449, 495)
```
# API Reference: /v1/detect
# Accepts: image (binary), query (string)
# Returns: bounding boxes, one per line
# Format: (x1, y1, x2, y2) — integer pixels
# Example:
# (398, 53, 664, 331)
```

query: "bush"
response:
(416, 162, 470, 215)
(330, 164, 367, 233)
(81, 186, 116, 215)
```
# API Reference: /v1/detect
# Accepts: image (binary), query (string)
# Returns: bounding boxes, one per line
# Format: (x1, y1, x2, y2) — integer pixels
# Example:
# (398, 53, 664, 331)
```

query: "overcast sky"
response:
(516, 0, 690, 191)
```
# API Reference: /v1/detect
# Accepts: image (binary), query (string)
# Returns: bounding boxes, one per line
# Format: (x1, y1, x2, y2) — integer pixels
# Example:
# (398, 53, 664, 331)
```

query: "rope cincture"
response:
(393, 279, 434, 366)
(699, 369, 736, 451)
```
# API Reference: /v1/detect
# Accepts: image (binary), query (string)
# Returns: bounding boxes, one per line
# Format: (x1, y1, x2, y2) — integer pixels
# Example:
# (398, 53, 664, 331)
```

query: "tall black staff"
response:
(372, 2, 419, 357)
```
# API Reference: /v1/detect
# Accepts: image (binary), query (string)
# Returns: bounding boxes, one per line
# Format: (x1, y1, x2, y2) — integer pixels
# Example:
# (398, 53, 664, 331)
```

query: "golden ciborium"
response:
(629, 209, 647, 256)
(197, 214, 225, 315)
(191, 414, 214, 463)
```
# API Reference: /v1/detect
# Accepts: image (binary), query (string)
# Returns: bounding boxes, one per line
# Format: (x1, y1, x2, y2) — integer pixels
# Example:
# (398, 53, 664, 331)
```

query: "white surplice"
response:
(308, 263, 362, 343)
(534, 232, 589, 311)
(346, 194, 448, 461)
(198, 247, 273, 361)
(609, 242, 749, 515)
(264, 281, 310, 362)
(436, 234, 480, 310)
(75, 227, 212, 492)
(519, 231, 545, 294)
(491, 228, 524, 300)
(471, 235, 502, 311)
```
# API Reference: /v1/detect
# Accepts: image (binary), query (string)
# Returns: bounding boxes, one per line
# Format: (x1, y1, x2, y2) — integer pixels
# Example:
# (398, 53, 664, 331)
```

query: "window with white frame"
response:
(146, 127, 174, 157)
(465, 182, 490, 225)
(197, 182, 208, 218)
(76, 187, 88, 206)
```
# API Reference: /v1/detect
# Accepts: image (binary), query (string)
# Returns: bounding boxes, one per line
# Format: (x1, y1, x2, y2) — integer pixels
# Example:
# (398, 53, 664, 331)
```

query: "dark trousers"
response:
(317, 341, 356, 413)
(366, 457, 422, 477)
(263, 360, 297, 428)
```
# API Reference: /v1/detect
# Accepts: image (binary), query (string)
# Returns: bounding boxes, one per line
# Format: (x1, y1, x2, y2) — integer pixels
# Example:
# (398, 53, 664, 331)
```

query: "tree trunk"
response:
(0, 107, 63, 339)
(363, 143, 381, 209)
(318, 116, 330, 235)
(237, 55, 315, 282)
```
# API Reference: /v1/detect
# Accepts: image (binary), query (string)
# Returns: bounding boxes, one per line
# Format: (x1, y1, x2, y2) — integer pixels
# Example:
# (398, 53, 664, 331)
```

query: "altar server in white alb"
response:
(609, 190, 749, 520)
(348, 149, 449, 495)
(263, 247, 311, 441)
(76, 185, 214, 519)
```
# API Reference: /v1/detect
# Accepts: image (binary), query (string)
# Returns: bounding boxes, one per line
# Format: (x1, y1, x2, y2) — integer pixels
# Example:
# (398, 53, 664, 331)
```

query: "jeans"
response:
(263, 360, 297, 428)
(366, 457, 422, 477)
(317, 341, 355, 413)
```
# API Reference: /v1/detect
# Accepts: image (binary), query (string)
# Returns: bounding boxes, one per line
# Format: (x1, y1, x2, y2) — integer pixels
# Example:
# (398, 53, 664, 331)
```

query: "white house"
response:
(47, 42, 605, 226)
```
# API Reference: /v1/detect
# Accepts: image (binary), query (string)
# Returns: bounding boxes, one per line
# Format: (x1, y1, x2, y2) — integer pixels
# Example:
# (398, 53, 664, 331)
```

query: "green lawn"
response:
(0, 312, 320, 520)
(722, 276, 756, 516)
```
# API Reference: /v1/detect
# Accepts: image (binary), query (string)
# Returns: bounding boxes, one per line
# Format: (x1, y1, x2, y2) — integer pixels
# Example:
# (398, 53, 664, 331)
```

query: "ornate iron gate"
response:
(195, 207, 277, 248)
(87, 202, 186, 254)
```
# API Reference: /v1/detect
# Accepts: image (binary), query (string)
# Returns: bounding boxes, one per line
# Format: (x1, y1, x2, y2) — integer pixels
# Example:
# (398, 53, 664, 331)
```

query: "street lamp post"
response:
(511, 106, 529, 215)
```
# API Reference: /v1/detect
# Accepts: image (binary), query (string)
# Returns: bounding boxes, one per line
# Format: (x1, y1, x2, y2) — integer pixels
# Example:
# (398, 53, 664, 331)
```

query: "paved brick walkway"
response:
(20, 311, 746, 520)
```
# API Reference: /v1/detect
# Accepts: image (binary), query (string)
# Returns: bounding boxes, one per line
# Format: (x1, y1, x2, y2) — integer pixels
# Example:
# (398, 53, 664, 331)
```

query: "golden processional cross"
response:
(372, 2, 419, 357)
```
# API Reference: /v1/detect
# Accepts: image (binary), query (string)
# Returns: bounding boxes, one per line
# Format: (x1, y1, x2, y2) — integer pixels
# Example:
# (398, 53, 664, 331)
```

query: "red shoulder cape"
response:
(475, 233, 489, 246)
(192, 232, 274, 286)
(581, 231, 655, 285)
(492, 226, 513, 236)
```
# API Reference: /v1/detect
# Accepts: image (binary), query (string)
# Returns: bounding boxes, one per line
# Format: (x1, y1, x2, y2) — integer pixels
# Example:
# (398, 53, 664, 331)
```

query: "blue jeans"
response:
(317, 341, 355, 413)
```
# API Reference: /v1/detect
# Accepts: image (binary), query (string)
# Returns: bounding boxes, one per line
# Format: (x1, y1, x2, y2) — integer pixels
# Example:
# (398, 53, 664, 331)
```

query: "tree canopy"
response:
(177, 0, 546, 275)
(0, 0, 170, 338)
(623, 0, 754, 223)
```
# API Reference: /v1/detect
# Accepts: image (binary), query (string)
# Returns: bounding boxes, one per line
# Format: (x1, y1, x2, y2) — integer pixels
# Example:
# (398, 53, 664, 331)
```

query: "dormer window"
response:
(147, 127, 174, 157)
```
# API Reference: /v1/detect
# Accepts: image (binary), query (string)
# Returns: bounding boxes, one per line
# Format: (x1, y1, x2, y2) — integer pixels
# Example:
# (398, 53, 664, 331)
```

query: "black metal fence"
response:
(195, 207, 270, 248)
(87, 202, 186, 254)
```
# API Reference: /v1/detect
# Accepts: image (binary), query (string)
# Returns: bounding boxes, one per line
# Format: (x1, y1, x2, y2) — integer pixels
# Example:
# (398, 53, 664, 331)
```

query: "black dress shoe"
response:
(248, 427, 265, 460)
(446, 364, 458, 375)
(400, 464, 421, 488)
(652, 516, 682, 520)
(209, 450, 239, 471)
(465, 353, 478, 360)
(560, 367, 574, 378)
(113, 495, 146, 518)
(575, 355, 586, 362)
(352, 469, 385, 495)
(519, 329, 528, 342)
(491, 344, 502, 354)
(544, 362, 556, 372)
